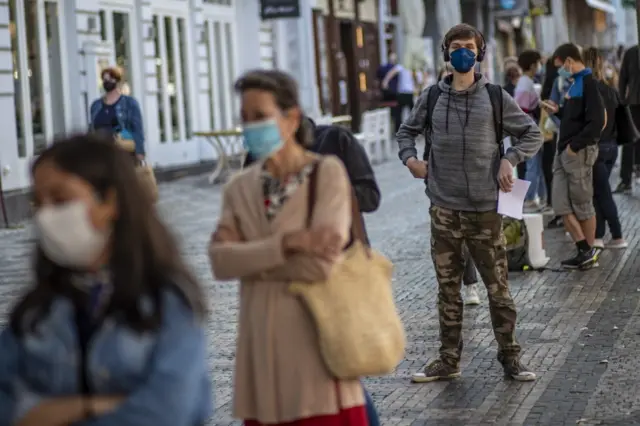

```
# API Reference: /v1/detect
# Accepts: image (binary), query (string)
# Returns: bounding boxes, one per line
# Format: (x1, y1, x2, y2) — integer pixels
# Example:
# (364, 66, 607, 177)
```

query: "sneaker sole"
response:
(465, 300, 480, 306)
(506, 373, 537, 382)
(411, 372, 461, 383)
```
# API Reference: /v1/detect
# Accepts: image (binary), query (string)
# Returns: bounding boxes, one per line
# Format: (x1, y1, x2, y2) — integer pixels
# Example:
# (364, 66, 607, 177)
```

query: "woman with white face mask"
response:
(209, 69, 367, 426)
(0, 135, 212, 426)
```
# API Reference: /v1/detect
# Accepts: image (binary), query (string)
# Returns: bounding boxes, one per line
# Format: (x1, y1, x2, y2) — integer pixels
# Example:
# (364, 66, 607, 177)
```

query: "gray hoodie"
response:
(397, 74, 542, 212)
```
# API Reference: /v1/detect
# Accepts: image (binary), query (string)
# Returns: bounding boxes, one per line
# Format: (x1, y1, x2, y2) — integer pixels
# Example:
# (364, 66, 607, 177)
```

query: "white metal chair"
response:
(355, 110, 380, 163)
(314, 115, 333, 126)
(375, 107, 393, 161)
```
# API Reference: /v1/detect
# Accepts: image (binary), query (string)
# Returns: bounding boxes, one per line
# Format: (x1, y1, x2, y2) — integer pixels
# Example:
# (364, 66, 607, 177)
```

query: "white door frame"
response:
(151, 5, 199, 166)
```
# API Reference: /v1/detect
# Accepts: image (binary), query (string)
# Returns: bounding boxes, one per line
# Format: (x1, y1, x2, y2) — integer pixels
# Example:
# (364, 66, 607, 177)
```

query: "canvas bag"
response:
(137, 160, 158, 203)
(289, 162, 405, 380)
(114, 133, 158, 203)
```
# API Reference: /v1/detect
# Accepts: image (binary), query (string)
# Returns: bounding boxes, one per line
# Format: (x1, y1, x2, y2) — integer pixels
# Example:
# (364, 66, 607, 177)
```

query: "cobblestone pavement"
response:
(2, 159, 640, 425)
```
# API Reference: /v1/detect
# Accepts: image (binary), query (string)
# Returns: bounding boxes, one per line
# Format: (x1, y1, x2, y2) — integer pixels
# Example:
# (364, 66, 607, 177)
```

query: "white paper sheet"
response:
(498, 179, 531, 220)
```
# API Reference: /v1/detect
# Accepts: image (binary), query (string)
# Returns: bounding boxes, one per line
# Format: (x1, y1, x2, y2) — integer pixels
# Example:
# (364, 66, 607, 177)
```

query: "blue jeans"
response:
(525, 149, 547, 202)
(364, 386, 380, 426)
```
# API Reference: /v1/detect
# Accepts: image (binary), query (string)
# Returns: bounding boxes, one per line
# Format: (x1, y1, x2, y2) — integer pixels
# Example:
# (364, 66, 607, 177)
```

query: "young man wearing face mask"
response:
(396, 24, 542, 383)
(544, 43, 605, 269)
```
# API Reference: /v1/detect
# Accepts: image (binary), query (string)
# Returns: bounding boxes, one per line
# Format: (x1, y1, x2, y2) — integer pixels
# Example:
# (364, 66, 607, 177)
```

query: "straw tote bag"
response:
(289, 162, 405, 379)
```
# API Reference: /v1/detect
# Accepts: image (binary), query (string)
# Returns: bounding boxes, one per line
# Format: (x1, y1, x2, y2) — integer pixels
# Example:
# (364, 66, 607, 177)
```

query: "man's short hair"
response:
(443, 24, 484, 50)
(517, 50, 542, 72)
(553, 43, 583, 63)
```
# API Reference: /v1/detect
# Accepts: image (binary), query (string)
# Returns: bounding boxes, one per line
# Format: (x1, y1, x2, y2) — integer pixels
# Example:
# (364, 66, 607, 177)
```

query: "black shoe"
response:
(613, 182, 632, 194)
(500, 357, 537, 382)
(561, 248, 599, 269)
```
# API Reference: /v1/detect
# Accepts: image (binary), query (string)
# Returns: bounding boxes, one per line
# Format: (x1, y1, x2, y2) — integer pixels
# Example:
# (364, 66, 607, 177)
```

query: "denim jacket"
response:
(0, 290, 212, 426)
(90, 95, 146, 155)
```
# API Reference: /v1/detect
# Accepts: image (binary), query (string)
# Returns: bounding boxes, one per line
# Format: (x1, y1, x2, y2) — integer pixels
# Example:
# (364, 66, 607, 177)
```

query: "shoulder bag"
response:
(289, 161, 405, 379)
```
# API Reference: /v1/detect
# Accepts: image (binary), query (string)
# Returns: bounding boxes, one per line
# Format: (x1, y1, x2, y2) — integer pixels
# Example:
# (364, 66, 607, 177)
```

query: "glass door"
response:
(153, 14, 192, 144)
(99, 7, 135, 95)
(203, 16, 237, 132)
(10, 0, 69, 160)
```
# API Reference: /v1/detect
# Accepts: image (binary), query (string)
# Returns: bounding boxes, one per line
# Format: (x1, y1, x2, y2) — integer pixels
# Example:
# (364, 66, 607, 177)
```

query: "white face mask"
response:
(35, 200, 110, 269)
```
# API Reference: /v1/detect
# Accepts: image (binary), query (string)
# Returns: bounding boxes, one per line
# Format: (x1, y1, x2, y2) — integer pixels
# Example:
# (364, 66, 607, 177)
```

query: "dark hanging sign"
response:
(260, 0, 301, 20)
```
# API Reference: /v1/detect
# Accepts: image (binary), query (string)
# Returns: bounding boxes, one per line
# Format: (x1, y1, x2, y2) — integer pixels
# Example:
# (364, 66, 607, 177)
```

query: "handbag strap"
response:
(306, 160, 369, 247)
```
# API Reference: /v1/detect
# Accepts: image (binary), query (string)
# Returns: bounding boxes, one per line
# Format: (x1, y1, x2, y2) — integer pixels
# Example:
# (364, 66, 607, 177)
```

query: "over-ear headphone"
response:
(441, 30, 487, 63)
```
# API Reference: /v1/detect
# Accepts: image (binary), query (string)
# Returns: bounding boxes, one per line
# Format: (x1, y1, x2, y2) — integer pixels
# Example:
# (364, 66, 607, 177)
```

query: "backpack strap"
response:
(485, 83, 504, 146)
(424, 84, 443, 132)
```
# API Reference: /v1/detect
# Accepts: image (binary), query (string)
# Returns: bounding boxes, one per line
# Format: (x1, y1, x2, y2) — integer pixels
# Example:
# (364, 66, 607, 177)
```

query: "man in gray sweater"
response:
(398, 24, 542, 383)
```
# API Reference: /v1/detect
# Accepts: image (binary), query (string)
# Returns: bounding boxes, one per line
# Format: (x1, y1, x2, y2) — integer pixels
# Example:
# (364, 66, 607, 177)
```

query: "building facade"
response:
(1, 0, 267, 222)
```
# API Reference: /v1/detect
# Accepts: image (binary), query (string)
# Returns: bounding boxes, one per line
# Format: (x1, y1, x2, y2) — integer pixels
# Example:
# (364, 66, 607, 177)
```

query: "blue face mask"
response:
(242, 118, 283, 160)
(449, 48, 476, 74)
(558, 66, 572, 79)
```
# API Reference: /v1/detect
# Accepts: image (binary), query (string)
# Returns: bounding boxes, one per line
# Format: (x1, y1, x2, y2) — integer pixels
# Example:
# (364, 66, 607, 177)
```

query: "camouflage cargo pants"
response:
(430, 205, 521, 368)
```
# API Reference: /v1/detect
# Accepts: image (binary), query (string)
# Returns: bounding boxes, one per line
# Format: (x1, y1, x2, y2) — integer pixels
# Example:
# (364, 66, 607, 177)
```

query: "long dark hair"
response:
(541, 57, 558, 100)
(10, 134, 206, 336)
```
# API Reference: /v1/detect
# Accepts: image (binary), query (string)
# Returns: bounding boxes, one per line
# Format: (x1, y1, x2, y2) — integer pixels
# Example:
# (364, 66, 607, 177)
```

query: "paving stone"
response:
(2, 160, 640, 425)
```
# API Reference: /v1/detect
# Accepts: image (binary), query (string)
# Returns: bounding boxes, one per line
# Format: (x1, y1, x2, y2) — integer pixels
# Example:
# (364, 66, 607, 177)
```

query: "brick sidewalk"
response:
(1, 160, 640, 425)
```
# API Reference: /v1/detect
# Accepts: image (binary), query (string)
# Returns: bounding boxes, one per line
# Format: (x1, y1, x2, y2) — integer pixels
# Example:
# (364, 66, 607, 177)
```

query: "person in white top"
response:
(382, 63, 416, 133)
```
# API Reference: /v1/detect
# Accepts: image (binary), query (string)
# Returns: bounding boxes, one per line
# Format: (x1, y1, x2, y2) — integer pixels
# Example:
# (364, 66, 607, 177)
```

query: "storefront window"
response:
(9, 0, 66, 158)
(153, 16, 166, 142)
(9, 2, 25, 156)
(154, 14, 191, 142)
(164, 16, 179, 141)
(203, 18, 236, 131)
(177, 18, 192, 138)
(99, 9, 133, 95)
(204, 20, 216, 131)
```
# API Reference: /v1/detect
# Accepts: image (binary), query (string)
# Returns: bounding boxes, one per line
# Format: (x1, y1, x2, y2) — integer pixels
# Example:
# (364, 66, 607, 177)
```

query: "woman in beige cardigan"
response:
(209, 69, 368, 426)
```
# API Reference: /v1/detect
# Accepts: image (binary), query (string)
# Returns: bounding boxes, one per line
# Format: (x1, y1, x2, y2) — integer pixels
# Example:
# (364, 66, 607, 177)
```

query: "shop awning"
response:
(585, 0, 616, 14)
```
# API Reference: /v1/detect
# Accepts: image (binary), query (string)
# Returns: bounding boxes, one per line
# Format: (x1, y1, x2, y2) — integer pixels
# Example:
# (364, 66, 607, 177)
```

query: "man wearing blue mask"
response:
(396, 23, 542, 383)
(544, 43, 604, 269)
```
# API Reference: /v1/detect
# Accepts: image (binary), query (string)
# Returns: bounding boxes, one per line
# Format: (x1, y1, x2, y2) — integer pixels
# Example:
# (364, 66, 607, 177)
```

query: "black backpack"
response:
(422, 83, 505, 161)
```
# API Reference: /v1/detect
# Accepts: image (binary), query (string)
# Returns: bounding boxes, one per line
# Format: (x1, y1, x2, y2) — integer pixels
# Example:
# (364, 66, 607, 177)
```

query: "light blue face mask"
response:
(558, 66, 572, 79)
(242, 118, 283, 160)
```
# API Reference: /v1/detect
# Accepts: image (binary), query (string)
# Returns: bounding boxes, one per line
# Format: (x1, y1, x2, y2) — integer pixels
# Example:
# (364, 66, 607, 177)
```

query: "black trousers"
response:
(620, 105, 640, 185)
(393, 93, 415, 134)
(542, 137, 557, 206)
(594, 143, 623, 239)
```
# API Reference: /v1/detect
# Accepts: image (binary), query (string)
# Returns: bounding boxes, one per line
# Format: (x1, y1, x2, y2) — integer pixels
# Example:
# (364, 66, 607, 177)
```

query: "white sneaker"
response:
(464, 284, 480, 306)
(593, 239, 604, 249)
(606, 239, 628, 249)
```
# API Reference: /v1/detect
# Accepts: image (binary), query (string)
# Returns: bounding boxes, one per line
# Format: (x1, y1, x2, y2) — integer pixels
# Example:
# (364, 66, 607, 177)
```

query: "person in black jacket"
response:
(243, 117, 382, 426)
(617, 44, 640, 192)
(544, 43, 605, 269)
(583, 47, 628, 250)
